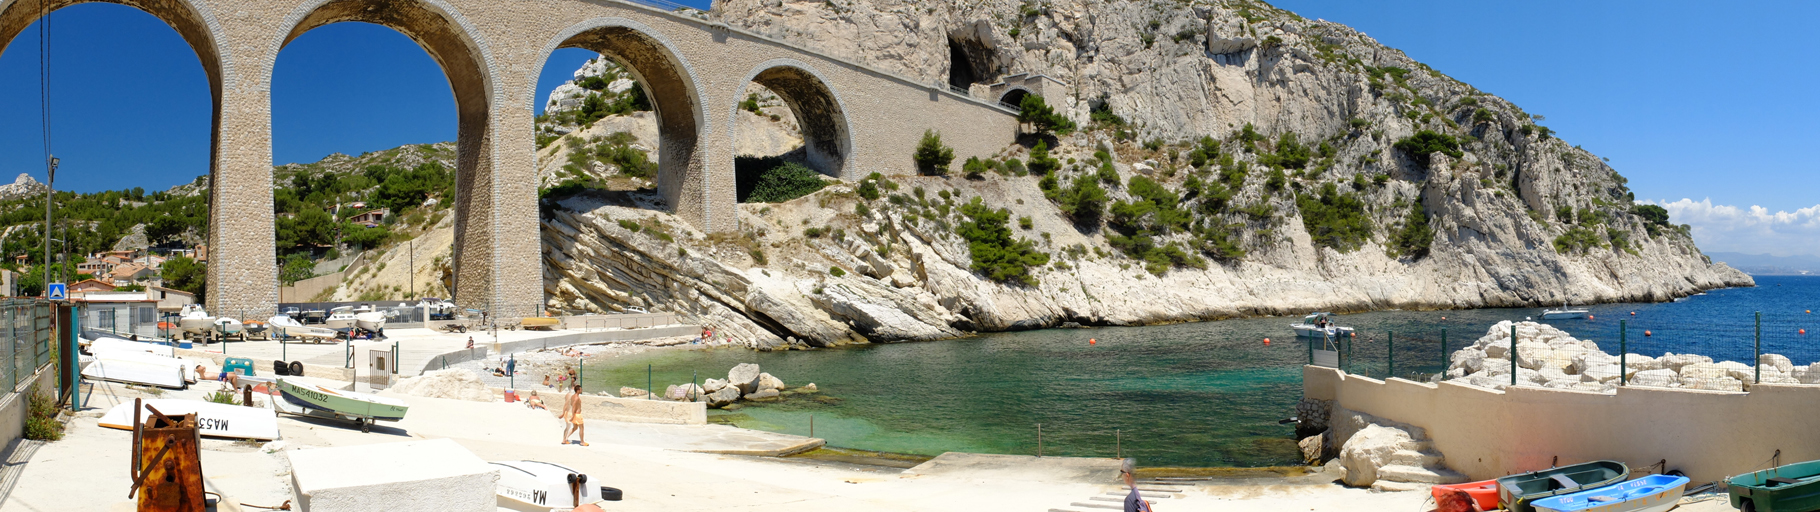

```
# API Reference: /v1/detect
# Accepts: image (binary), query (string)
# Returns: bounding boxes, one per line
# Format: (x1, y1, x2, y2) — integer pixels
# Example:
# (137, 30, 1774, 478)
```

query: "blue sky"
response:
(0, 0, 1814, 255)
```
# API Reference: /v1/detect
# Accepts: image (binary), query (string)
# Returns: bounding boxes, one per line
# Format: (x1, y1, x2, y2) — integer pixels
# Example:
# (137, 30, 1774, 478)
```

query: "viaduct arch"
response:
(0, 0, 1021, 318)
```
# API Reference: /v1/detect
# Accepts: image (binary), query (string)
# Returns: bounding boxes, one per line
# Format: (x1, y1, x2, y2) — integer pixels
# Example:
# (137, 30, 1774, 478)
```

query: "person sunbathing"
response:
(524, 391, 546, 410)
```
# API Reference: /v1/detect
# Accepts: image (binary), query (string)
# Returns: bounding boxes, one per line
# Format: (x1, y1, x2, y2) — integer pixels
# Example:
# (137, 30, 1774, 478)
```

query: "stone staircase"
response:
(1370, 438, 1469, 492)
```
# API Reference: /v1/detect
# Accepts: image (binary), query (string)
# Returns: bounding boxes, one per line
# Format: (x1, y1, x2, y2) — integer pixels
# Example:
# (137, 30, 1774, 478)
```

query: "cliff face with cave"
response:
(535, 0, 1751, 350)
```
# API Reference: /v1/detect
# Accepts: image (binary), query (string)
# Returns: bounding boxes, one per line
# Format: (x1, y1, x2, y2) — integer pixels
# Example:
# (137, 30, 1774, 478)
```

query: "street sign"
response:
(47, 283, 66, 301)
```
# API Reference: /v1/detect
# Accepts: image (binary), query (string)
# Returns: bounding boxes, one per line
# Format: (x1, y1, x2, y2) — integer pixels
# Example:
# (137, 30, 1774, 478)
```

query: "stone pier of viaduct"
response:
(0, 0, 1023, 317)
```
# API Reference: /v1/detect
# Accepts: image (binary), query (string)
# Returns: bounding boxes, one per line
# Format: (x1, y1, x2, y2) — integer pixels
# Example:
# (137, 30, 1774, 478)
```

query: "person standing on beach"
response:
(559, 384, 587, 446)
(1120, 459, 1153, 512)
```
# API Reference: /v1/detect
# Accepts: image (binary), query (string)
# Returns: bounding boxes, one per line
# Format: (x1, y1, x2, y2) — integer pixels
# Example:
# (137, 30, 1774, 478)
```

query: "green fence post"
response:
(647, 363, 652, 400)
(1441, 327, 1449, 376)
(1620, 320, 1628, 386)
(579, 359, 584, 391)
(1510, 325, 1518, 387)
(1307, 335, 1314, 366)
(1755, 311, 1762, 385)
(1388, 331, 1395, 379)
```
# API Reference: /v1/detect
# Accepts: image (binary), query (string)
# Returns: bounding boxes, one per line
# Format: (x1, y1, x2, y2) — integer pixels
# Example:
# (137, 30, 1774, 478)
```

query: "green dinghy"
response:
(1498, 460, 1630, 512)
(1729, 459, 1820, 512)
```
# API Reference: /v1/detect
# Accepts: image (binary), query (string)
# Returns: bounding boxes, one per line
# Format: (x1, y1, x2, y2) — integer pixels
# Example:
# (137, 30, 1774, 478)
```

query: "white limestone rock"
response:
(1514, 342, 1556, 370)
(1687, 375, 1744, 392)
(1624, 354, 1663, 371)
(1659, 353, 1713, 372)
(1631, 369, 1680, 388)
(757, 372, 787, 391)
(728, 363, 763, 394)
(1761, 354, 1795, 374)
(1337, 424, 1414, 487)
(702, 378, 728, 393)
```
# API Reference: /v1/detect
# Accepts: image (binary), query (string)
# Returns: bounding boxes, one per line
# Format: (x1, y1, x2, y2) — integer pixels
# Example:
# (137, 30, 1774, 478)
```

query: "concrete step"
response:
(1102, 491, 1177, 499)
(1401, 440, 1436, 452)
(1377, 464, 1470, 484)
(1372, 480, 1426, 493)
(1069, 502, 1124, 510)
(1385, 449, 1444, 467)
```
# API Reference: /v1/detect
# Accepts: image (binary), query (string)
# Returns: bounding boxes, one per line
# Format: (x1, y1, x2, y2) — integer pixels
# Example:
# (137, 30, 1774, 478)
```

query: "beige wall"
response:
(0, 366, 60, 449)
(1307, 366, 1820, 484)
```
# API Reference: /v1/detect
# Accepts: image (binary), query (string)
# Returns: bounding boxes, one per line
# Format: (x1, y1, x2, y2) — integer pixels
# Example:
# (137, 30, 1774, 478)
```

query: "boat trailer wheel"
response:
(356, 418, 369, 433)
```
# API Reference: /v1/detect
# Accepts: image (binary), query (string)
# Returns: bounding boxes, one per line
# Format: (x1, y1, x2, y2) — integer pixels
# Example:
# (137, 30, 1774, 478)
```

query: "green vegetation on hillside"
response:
(1016, 95, 1075, 137)
(957, 198, 1049, 286)
(1393, 130, 1461, 166)
(1388, 201, 1433, 259)
(914, 130, 955, 176)
(1296, 182, 1374, 252)
(746, 161, 828, 203)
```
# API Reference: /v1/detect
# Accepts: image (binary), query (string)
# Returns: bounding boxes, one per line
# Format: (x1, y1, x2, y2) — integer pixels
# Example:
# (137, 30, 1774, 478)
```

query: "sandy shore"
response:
(4, 332, 1742, 511)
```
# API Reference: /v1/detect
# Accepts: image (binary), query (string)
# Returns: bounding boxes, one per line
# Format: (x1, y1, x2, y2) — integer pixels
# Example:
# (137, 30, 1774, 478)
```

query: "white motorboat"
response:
(269, 315, 340, 341)
(300, 308, 328, 324)
(85, 337, 176, 358)
(81, 351, 188, 388)
(419, 297, 458, 320)
(177, 304, 216, 335)
(1291, 312, 1355, 338)
(324, 307, 356, 330)
(97, 399, 280, 440)
(354, 311, 386, 333)
(1541, 303, 1591, 320)
(490, 460, 602, 511)
(213, 317, 244, 336)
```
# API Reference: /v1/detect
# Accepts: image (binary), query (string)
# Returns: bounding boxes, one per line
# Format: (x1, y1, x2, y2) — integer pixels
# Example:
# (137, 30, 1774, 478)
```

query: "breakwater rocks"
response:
(1445, 321, 1820, 392)
(619, 363, 819, 409)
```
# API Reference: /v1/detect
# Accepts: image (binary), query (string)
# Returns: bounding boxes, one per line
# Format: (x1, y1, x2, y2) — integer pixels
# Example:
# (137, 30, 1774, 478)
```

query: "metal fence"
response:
(1315, 312, 1820, 392)
(1, 299, 54, 393)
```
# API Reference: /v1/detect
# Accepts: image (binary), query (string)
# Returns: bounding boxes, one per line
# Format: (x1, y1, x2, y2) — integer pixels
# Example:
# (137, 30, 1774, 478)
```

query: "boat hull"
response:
(490, 460, 599, 511)
(178, 317, 215, 334)
(1433, 480, 1500, 511)
(1533, 474, 1688, 512)
(1291, 325, 1354, 338)
(81, 353, 187, 388)
(97, 399, 279, 440)
(87, 337, 176, 358)
(276, 379, 408, 422)
(1728, 460, 1820, 512)
(1541, 310, 1589, 320)
(1499, 461, 1630, 512)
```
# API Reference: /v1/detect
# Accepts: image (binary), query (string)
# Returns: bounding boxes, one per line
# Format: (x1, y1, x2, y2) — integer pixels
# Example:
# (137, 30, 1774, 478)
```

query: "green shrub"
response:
(1473, 108, 1495, 123)
(1259, 132, 1311, 169)
(1004, 158, 1027, 176)
(740, 93, 762, 113)
(1196, 222, 1247, 262)
(1631, 203, 1671, 236)
(957, 198, 1050, 286)
(205, 389, 239, 405)
(1017, 95, 1076, 136)
(1096, 162, 1120, 186)
(747, 162, 828, 203)
(829, 266, 846, 277)
(617, 219, 643, 232)
(749, 248, 768, 266)
(1553, 226, 1603, 254)
(914, 130, 955, 176)
(1187, 136, 1219, 168)
(1555, 204, 1574, 223)
(963, 157, 989, 180)
(24, 388, 61, 441)
(1393, 130, 1462, 166)
(1608, 229, 1634, 254)
(1265, 169, 1287, 192)
(1106, 176, 1200, 274)
(1220, 159, 1249, 188)
(1388, 202, 1433, 259)
(856, 178, 881, 201)
(804, 227, 825, 238)
(1349, 118, 1370, 130)
(1047, 173, 1108, 224)
(1296, 182, 1374, 252)
(1027, 141, 1059, 176)
(1018, 216, 1033, 230)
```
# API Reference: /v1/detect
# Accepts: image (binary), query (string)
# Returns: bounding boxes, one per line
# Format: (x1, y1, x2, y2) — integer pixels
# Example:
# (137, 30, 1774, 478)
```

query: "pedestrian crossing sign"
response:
(47, 283, 65, 301)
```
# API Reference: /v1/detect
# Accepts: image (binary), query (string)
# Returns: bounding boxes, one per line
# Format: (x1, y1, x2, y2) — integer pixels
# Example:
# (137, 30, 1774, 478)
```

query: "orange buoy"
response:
(1588, 315, 1595, 320)
(1645, 330, 1653, 337)
(1089, 338, 1097, 345)
(1263, 338, 1271, 346)
(1350, 332, 1356, 337)
(1631, 311, 1637, 316)
(1802, 329, 1808, 335)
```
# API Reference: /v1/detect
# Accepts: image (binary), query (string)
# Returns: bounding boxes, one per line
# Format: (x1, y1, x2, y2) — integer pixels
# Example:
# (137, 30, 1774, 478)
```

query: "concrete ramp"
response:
(901, 453, 1123, 484)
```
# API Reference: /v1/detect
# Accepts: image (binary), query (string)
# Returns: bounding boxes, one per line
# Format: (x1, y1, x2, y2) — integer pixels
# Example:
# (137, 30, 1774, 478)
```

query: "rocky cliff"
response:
(535, 0, 1750, 349)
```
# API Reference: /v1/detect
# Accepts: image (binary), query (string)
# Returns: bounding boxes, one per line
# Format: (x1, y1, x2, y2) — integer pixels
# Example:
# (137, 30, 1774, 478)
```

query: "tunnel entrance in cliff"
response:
(734, 65, 850, 203)
(947, 32, 996, 91)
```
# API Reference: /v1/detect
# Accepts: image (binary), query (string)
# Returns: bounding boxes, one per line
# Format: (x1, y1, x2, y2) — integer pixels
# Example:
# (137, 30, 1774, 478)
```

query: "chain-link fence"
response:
(1, 299, 54, 393)
(1315, 313, 1820, 392)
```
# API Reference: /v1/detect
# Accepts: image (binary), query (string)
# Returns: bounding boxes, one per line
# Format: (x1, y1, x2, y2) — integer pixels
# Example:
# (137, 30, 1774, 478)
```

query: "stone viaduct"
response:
(0, 0, 1025, 317)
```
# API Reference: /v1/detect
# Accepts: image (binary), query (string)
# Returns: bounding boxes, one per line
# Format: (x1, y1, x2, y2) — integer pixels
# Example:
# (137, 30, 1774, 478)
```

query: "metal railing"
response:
(2, 300, 54, 393)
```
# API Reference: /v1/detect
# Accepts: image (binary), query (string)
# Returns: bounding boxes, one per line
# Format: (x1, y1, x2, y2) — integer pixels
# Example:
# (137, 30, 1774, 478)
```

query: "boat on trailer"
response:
(1728, 459, 1820, 512)
(274, 378, 408, 432)
(1532, 474, 1689, 512)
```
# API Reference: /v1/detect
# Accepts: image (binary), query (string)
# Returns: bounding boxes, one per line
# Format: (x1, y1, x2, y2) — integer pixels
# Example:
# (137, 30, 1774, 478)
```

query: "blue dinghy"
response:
(1532, 474, 1690, 512)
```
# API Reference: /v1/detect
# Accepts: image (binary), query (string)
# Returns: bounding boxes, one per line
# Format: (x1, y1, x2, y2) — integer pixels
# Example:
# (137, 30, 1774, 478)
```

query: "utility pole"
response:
(44, 156, 56, 293)
(409, 238, 414, 299)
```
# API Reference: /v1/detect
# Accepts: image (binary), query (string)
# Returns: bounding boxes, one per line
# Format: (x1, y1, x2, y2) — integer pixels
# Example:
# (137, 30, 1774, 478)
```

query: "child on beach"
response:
(542, 374, 552, 388)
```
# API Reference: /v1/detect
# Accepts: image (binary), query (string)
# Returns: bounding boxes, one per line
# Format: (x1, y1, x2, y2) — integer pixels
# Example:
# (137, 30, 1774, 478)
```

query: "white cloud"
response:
(1650, 198, 1820, 257)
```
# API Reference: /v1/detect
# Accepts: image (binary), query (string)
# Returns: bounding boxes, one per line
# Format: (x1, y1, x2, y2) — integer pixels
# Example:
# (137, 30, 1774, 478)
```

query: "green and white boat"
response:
(275, 378, 409, 432)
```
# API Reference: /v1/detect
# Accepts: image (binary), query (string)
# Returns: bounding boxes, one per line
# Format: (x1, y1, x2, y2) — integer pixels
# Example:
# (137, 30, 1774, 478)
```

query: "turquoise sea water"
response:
(587, 276, 1820, 467)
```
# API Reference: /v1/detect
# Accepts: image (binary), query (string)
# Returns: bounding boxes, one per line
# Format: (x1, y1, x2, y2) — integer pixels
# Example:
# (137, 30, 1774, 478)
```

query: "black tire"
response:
(357, 418, 369, 433)
(1742, 499, 1756, 512)
(289, 361, 304, 376)
(600, 487, 622, 501)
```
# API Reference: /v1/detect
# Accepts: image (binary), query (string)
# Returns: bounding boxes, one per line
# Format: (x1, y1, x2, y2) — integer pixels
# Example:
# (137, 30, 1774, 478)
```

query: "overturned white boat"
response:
(324, 307, 356, 330)
(81, 351, 189, 389)
(85, 337, 175, 358)
(354, 311, 386, 333)
(490, 460, 603, 511)
(269, 315, 339, 341)
(97, 399, 279, 440)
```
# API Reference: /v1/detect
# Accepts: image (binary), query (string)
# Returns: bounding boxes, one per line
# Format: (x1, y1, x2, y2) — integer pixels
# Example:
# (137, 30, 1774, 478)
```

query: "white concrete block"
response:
(288, 438, 497, 512)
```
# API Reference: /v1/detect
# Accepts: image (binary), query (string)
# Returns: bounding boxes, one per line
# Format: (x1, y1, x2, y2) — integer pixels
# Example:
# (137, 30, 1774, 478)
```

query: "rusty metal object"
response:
(131, 404, 205, 511)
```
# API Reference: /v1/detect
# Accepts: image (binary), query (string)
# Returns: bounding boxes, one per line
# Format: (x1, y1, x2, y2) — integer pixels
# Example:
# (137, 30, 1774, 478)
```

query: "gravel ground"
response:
(444, 335, 709, 391)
